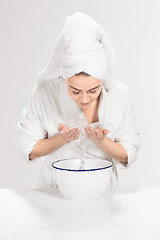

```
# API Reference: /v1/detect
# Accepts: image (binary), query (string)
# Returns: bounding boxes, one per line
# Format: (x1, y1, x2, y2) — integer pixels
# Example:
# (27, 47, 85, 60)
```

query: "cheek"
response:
(93, 90, 101, 100)
(68, 92, 78, 102)
(97, 89, 102, 97)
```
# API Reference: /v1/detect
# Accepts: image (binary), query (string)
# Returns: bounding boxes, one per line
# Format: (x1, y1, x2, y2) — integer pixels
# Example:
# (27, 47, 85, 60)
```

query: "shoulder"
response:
(110, 81, 130, 95)
(33, 77, 62, 100)
(105, 82, 135, 113)
(36, 77, 61, 91)
(109, 81, 132, 102)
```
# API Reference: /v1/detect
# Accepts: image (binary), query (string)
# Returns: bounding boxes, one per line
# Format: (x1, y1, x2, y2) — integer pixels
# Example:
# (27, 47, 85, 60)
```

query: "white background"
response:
(0, 0, 160, 188)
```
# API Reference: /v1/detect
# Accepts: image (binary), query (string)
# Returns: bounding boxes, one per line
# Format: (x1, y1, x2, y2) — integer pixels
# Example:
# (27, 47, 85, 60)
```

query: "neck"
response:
(82, 94, 101, 113)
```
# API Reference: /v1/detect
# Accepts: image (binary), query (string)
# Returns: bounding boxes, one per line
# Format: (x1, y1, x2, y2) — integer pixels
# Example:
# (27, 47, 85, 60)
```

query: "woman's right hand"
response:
(58, 123, 81, 142)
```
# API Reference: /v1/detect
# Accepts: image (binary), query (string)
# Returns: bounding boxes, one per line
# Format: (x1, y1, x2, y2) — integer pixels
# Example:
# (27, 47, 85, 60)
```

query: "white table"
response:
(0, 187, 160, 240)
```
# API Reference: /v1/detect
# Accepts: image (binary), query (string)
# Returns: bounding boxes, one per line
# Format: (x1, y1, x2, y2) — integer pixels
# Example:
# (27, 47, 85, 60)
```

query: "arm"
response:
(84, 126, 128, 164)
(17, 86, 61, 163)
(96, 137, 128, 163)
(29, 123, 81, 160)
(29, 133, 69, 160)
(17, 84, 81, 162)
(84, 90, 141, 167)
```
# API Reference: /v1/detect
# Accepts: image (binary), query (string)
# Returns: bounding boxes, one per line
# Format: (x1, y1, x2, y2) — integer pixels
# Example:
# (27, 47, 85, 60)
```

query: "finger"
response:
(73, 131, 80, 140)
(76, 129, 81, 134)
(67, 129, 76, 137)
(70, 130, 80, 140)
(63, 126, 70, 132)
(102, 129, 109, 135)
(84, 127, 90, 137)
(85, 126, 91, 137)
(58, 123, 64, 131)
(61, 129, 70, 135)
(59, 128, 67, 135)
(95, 128, 103, 137)
(92, 128, 97, 138)
(95, 128, 99, 136)
(88, 126, 94, 136)
(74, 130, 81, 137)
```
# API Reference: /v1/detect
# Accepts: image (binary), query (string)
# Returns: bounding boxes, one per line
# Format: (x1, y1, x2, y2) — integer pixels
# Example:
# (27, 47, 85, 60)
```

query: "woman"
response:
(17, 12, 141, 188)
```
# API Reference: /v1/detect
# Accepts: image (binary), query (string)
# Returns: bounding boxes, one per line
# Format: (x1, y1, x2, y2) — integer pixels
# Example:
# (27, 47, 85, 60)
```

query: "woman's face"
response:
(64, 75, 102, 110)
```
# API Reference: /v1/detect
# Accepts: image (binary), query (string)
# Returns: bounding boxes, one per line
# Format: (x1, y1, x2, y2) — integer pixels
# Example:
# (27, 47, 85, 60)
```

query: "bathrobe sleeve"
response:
(16, 86, 47, 164)
(113, 91, 142, 168)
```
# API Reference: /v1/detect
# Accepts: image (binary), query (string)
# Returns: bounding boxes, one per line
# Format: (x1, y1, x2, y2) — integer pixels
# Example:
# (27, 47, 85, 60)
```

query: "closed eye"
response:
(89, 90, 96, 93)
(72, 90, 97, 94)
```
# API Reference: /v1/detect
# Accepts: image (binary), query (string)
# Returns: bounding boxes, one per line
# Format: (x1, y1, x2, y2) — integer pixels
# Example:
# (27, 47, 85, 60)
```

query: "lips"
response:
(80, 102, 90, 105)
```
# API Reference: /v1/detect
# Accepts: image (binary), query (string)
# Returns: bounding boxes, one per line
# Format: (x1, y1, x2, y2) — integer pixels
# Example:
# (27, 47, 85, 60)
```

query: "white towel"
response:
(36, 12, 118, 90)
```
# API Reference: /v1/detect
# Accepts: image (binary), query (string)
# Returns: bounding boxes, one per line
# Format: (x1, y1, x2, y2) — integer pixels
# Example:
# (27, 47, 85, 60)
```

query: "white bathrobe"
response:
(16, 77, 141, 188)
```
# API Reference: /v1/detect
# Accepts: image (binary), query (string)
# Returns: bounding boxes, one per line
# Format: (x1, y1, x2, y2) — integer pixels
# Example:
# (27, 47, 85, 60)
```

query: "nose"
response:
(79, 92, 91, 103)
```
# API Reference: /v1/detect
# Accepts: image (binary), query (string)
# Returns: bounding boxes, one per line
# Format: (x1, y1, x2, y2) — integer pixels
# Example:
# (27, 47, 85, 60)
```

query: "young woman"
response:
(17, 12, 141, 188)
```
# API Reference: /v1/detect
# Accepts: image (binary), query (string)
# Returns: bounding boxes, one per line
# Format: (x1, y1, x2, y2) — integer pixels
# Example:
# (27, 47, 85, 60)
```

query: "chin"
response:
(77, 103, 89, 110)
(81, 106, 89, 110)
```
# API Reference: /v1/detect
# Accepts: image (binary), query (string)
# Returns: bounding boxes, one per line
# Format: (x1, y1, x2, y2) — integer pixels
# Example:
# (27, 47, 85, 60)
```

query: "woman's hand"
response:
(84, 125, 109, 144)
(58, 123, 81, 142)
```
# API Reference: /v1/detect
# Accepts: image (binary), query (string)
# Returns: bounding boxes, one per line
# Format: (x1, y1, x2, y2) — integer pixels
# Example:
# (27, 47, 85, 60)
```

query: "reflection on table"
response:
(0, 187, 160, 240)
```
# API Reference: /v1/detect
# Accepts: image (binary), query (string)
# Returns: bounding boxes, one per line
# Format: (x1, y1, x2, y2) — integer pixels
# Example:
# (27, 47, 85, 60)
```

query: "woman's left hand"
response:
(84, 126, 109, 144)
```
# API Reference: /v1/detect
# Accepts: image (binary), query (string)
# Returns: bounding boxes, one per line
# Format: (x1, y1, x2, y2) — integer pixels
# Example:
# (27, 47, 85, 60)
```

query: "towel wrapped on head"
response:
(37, 12, 118, 90)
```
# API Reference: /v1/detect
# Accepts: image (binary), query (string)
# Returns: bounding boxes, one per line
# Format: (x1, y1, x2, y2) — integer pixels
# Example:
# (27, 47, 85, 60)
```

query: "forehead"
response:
(65, 75, 101, 88)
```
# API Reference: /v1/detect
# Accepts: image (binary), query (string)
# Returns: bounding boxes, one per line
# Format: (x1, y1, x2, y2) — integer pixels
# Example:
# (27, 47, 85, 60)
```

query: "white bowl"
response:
(52, 158, 113, 201)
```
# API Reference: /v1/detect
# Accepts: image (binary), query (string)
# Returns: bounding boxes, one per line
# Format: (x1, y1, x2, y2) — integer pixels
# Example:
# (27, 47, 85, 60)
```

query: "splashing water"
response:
(74, 112, 89, 170)
(80, 124, 86, 170)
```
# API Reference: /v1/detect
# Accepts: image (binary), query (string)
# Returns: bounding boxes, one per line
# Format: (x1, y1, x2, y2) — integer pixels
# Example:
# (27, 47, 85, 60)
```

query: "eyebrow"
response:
(68, 85, 101, 91)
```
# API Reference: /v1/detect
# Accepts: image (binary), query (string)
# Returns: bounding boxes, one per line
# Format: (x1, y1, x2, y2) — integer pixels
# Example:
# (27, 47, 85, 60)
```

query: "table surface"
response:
(0, 187, 160, 240)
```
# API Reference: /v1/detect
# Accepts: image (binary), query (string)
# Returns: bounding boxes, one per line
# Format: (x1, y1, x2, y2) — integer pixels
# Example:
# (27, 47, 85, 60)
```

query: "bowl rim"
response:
(52, 158, 113, 172)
